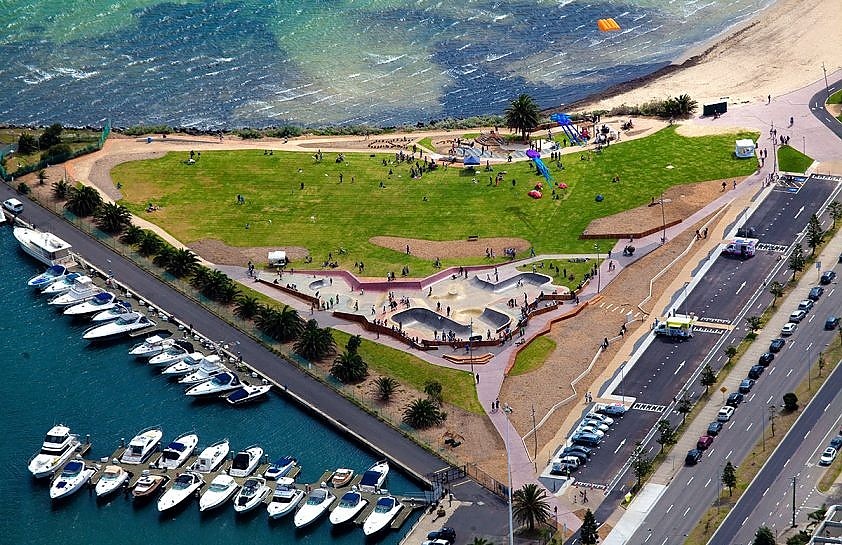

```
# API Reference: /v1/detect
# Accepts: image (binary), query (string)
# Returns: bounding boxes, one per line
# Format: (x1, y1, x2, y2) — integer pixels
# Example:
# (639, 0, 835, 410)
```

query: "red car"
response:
(697, 435, 714, 450)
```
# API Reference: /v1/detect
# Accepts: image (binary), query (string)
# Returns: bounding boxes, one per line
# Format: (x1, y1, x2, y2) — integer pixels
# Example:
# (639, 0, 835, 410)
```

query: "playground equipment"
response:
(550, 113, 586, 146)
(597, 18, 621, 31)
(526, 149, 553, 183)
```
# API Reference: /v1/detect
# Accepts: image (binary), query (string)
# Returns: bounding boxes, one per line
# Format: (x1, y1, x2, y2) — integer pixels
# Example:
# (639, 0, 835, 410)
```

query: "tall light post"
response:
(771, 123, 778, 174)
(469, 318, 474, 376)
(503, 403, 515, 545)
(593, 243, 601, 293)
(823, 63, 830, 101)
(802, 135, 806, 156)
(660, 192, 667, 243)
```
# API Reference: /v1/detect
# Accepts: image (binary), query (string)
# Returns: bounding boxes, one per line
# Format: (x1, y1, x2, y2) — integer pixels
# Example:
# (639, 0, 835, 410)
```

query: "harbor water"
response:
(0, 228, 422, 544)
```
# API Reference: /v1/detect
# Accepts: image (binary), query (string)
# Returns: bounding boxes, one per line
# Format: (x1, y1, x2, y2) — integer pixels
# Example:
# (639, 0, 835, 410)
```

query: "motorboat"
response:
(27, 425, 81, 479)
(185, 371, 242, 397)
(48, 276, 102, 307)
(40, 272, 84, 295)
(199, 474, 239, 512)
(158, 432, 199, 469)
(225, 383, 272, 405)
(362, 495, 404, 535)
(147, 341, 193, 366)
(233, 476, 272, 514)
(229, 445, 263, 478)
(27, 265, 69, 289)
(264, 455, 297, 480)
(132, 471, 168, 498)
(63, 291, 118, 316)
(120, 426, 163, 464)
(49, 460, 97, 500)
(190, 439, 230, 473)
(90, 301, 132, 323)
(178, 355, 224, 385)
(330, 490, 369, 525)
(266, 481, 304, 519)
(82, 311, 154, 341)
(13, 227, 74, 267)
(358, 460, 389, 493)
(157, 472, 204, 512)
(330, 468, 354, 488)
(95, 465, 130, 497)
(128, 334, 172, 358)
(293, 487, 335, 528)
(160, 352, 207, 377)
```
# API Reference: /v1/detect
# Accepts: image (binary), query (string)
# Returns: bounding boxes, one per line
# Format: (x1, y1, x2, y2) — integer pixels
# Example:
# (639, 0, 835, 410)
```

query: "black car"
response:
(726, 392, 744, 407)
(685, 448, 703, 465)
(707, 421, 724, 436)
(739, 379, 756, 394)
(560, 450, 588, 464)
(831, 436, 842, 450)
(809, 286, 825, 301)
(748, 365, 765, 379)
(769, 338, 786, 353)
(572, 433, 601, 447)
(598, 404, 627, 417)
(563, 445, 593, 458)
(821, 270, 837, 285)
(759, 352, 775, 366)
(427, 528, 457, 544)
(826, 316, 840, 330)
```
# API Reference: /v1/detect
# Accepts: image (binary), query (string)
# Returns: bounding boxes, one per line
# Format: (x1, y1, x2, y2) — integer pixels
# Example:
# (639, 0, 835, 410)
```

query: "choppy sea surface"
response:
(0, 0, 772, 128)
(0, 228, 421, 545)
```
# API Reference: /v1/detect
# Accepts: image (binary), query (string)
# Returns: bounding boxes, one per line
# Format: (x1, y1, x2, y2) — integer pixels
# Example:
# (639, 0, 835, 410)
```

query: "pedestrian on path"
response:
(475, 373, 480, 384)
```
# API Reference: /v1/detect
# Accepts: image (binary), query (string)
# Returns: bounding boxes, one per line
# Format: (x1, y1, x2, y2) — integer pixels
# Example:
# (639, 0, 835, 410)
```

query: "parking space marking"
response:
(767, 394, 774, 404)
(747, 423, 753, 431)
(727, 449, 733, 459)
(786, 368, 793, 377)
(705, 477, 712, 488)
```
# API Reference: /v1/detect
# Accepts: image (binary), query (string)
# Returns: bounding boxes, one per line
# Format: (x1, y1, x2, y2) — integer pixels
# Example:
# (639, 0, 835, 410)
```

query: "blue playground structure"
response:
(526, 150, 553, 183)
(550, 113, 586, 145)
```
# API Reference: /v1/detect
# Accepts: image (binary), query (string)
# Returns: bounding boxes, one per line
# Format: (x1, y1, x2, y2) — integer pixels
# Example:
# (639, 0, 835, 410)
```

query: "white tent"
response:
(735, 139, 755, 159)
(268, 251, 287, 265)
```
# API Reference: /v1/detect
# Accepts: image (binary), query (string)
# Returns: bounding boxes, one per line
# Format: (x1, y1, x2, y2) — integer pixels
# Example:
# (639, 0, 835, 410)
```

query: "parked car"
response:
(726, 392, 744, 407)
(579, 425, 605, 438)
(781, 322, 797, 336)
(563, 445, 594, 458)
(748, 365, 765, 379)
(559, 451, 588, 464)
(582, 419, 610, 432)
(819, 447, 837, 466)
(685, 449, 703, 465)
(2, 198, 23, 214)
(739, 379, 756, 393)
(769, 338, 786, 353)
(697, 435, 714, 450)
(586, 413, 615, 426)
(717, 406, 735, 422)
(427, 528, 457, 545)
(598, 404, 627, 417)
(809, 286, 825, 301)
(830, 436, 842, 450)
(798, 299, 814, 312)
(825, 316, 840, 330)
(707, 422, 724, 436)
(758, 352, 775, 366)
(572, 433, 601, 447)
(820, 270, 836, 285)
(789, 309, 807, 323)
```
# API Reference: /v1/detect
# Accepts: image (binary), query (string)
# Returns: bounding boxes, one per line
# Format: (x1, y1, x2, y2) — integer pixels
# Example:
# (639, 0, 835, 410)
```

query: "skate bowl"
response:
(471, 272, 553, 294)
(480, 307, 511, 331)
(308, 278, 330, 290)
(392, 308, 473, 337)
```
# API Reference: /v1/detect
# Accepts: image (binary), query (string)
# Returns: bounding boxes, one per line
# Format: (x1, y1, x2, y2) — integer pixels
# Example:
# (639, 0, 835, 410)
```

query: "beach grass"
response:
(516, 258, 602, 291)
(112, 126, 758, 275)
(509, 335, 556, 376)
(778, 145, 813, 173)
(417, 137, 434, 152)
(828, 89, 842, 104)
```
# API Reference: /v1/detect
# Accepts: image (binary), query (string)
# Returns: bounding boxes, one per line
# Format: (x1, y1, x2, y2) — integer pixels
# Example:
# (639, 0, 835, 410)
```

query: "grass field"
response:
(112, 126, 758, 275)
(516, 258, 601, 291)
(778, 145, 813, 173)
(509, 335, 556, 376)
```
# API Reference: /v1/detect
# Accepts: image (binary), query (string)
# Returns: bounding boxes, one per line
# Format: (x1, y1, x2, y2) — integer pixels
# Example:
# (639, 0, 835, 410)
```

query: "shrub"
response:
(783, 392, 799, 411)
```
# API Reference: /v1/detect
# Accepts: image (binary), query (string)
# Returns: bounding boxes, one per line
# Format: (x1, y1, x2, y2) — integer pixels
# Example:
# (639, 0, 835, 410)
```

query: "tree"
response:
(722, 461, 737, 495)
(153, 244, 175, 269)
(656, 419, 676, 453)
(41, 143, 72, 164)
(331, 349, 368, 383)
(424, 381, 443, 404)
(294, 319, 336, 361)
(51, 178, 71, 199)
(786, 531, 811, 545)
(676, 395, 693, 424)
(374, 377, 399, 402)
(818, 352, 826, 377)
(137, 230, 164, 256)
(37, 169, 47, 185)
(725, 345, 738, 365)
(700, 365, 717, 394)
(345, 334, 362, 355)
(469, 539, 492, 545)
(807, 505, 827, 525)
(827, 201, 842, 228)
(674, 94, 698, 116)
(768, 281, 784, 306)
(805, 213, 824, 255)
(788, 243, 805, 281)
(255, 305, 304, 343)
(233, 294, 260, 320)
(402, 398, 446, 429)
(753, 526, 776, 545)
(746, 316, 763, 332)
(631, 441, 652, 490)
(783, 392, 799, 411)
(164, 248, 198, 277)
(65, 185, 103, 217)
(38, 123, 63, 150)
(94, 202, 132, 233)
(505, 94, 541, 141)
(119, 225, 144, 245)
(580, 509, 599, 545)
(17, 133, 38, 154)
(511, 483, 551, 531)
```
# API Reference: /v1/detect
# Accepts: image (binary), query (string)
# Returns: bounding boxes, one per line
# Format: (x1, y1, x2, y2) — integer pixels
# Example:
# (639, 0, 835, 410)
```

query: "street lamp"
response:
(503, 403, 515, 545)
(823, 62, 830, 101)
(660, 192, 667, 243)
(469, 318, 474, 376)
(593, 243, 601, 293)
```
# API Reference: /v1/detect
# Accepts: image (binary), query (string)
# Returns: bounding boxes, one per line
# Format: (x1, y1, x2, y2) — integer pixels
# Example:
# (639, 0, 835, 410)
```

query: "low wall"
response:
(257, 278, 319, 305)
(580, 218, 682, 240)
(333, 311, 435, 351)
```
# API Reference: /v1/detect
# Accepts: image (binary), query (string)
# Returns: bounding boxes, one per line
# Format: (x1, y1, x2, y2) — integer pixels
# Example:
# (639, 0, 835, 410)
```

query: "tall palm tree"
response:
(94, 202, 132, 234)
(331, 350, 368, 383)
(153, 244, 175, 269)
(505, 94, 541, 141)
(294, 319, 335, 361)
(374, 377, 399, 402)
(51, 178, 71, 199)
(120, 225, 144, 245)
(257, 305, 304, 342)
(402, 398, 446, 429)
(512, 483, 552, 531)
(166, 248, 199, 278)
(191, 265, 213, 293)
(65, 185, 103, 217)
(345, 334, 362, 355)
(674, 94, 698, 116)
(137, 230, 164, 257)
(37, 169, 47, 185)
(234, 295, 261, 320)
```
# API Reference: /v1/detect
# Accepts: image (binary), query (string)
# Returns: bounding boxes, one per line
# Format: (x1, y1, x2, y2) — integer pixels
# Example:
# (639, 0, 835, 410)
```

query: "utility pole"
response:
(823, 63, 830, 101)
(503, 404, 515, 545)
(531, 404, 538, 463)
(791, 476, 797, 527)
(660, 192, 667, 243)
(593, 243, 601, 293)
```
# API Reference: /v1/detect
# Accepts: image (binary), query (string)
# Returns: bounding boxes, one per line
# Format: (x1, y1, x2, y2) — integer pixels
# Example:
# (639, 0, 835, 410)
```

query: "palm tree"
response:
(505, 94, 541, 141)
(153, 244, 175, 269)
(51, 178, 71, 199)
(65, 185, 103, 217)
(331, 350, 368, 383)
(191, 265, 213, 293)
(424, 381, 443, 404)
(137, 230, 164, 257)
(294, 319, 336, 361)
(37, 169, 47, 185)
(166, 248, 199, 278)
(675, 94, 698, 116)
(469, 539, 492, 545)
(374, 377, 399, 402)
(256, 305, 304, 343)
(120, 225, 144, 245)
(201, 269, 239, 303)
(234, 295, 260, 320)
(402, 398, 446, 429)
(345, 334, 362, 355)
(512, 483, 552, 531)
(94, 202, 132, 234)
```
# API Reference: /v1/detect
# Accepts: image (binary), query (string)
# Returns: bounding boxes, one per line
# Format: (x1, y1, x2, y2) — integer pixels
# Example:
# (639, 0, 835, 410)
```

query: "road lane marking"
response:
(767, 395, 774, 404)
(666, 503, 674, 513)
(683, 506, 692, 517)
(742, 515, 750, 527)
(808, 315, 815, 323)
(787, 368, 793, 377)
(749, 394, 756, 402)
(736, 281, 747, 295)
(769, 367, 775, 375)
(784, 459, 790, 467)
(687, 476, 694, 486)
(661, 538, 669, 545)
(747, 422, 753, 431)
(794, 206, 805, 219)
(705, 477, 712, 488)
(644, 532, 652, 543)
(674, 360, 686, 376)
(806, 342, 813, 351)
(763, 487, 769, 497)
(708, 448, 716, 457)
(727, 449, 733, 459)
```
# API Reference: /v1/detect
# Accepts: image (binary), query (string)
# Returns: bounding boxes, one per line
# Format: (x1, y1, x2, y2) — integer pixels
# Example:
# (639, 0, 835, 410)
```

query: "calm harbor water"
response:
(0, 227, 421, 544)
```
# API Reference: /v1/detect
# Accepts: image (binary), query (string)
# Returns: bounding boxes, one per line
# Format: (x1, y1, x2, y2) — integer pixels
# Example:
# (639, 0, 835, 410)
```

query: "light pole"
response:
(823, 62, 830, 101)
(469, 318, 474, 376)
(683, 281, 690, 316)
(802, 135, 806, 156)
(791, 476, 797, 527)
(660, 192, 667, 243)
(772, 123, 778, 174)
(503, 403, 515, 545)
(593, 243, 601, 293)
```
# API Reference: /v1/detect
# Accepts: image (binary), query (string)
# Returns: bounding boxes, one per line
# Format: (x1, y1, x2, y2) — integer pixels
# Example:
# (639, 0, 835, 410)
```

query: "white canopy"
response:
(735, 139, 755, 158)
(268, 251, 287, 265)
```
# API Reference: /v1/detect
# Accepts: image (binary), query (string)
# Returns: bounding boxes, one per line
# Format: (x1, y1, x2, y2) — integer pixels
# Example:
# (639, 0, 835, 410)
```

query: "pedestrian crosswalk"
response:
(757, 242, 788, 253)
(694, 326, 725, 335)
(631, 402, 667, 413)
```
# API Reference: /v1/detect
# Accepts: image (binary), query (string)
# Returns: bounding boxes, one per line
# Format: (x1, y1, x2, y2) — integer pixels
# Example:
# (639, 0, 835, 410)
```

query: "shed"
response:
(268, 251, 287, 266)
(735, 139, 755, 159)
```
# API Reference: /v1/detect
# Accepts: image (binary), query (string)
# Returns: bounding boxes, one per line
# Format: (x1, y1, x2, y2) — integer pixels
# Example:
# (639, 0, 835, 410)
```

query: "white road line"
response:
(806, 342, 814, 351)
(763, 487, 770, 497)
(747, 422, 753, 431)
(683, 506, 692, 517)
(645, 532, 653, 543)
(727, 449, 733, 459)
(736, 281, 747, 295)
(808, 315, 815, 323)
(741, 515, 750, 527)
(767, 395, 774, 404)
(749, 394, 756, 402)
(674, 360, 686, 376)
(787, 368, 793, 377)
(687, 476, 694, 486)
(661, 537, 669, 545)
(794, 205, 805, 219)
(705, 477, 712, 488)
(831, 288, 836, 297)
(784, 459, 790, 467)
(666, 503, 674, 514)
(708, 447, 716, 457)
(769, 367, 776, 375)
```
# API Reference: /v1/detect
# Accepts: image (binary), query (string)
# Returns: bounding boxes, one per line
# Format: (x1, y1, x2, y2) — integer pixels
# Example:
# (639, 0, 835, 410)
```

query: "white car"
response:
(781, 322, 797, 336)
(579, 425, 605, 438)
(717, 406, 735, 422)
(3, 198, 23, 214)
(586, 413, 614, 426)
(583, 419, 610, 432)
(819, 447, 837, 466)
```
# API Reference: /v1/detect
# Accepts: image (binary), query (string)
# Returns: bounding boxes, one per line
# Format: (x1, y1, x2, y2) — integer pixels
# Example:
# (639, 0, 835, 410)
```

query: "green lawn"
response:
(828, 89, 842, 104)
(517, 258, 602, 291)
(331, 330, 482, 414)
(112, 126, 758, 275)
(778, 145, 813, 173)
(509, 335, 556, 376)
(417, 137, 434, 152)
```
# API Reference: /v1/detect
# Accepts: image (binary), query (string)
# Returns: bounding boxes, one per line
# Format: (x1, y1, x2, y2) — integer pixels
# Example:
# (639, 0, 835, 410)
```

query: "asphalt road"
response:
(810, 79, 842, 139)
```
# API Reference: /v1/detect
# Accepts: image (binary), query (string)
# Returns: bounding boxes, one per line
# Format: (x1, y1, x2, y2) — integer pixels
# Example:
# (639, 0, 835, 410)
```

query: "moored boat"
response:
(157, 432, 199, 469)
(233, 476, 272, 514)
(49, 460, 97, 500)
(225, 383, 272, 405)
(266, 480, 304, 519)
(13, 226, 73, 267)
(82, 311, 154, 341)
(63, 291, 118, 316)
(120, 426, 163, 465)
(329, 490, 369, 525)
(27, 264, 69, 289)
(27, 424, 81, 479)
(190, 439, 230, 473)
(359, 460, 389, 493)
(185, 371, 242, 397)
(128, 334, 171, 358)
(178, 355, 224, 385)
(40, 272, 84, 295)
(362, 495, 404, 535)
(160, 352, 207, 377)
(330, 468, 354, 488)
(90, 300, 133, 323)
(147, 341, 193, 366)
(48, 276, 102, 307)
(199, 474, 239, 512)
(132, 471, 168, 498)
(264, 455, 297, 480)
(229, 445, 263, 478)
(157, 472, 204, 512)
(293, 487, 335, 528)
(95, 465, 130, 497)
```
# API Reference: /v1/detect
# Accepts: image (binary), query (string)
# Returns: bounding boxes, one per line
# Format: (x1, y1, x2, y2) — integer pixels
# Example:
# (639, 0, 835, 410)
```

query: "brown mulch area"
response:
(370, 236, 531, 260)
(189, 239, 309, 267)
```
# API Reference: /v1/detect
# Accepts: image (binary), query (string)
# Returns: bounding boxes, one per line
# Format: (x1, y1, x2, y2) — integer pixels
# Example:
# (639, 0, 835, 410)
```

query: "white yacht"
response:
(358, 460, 389, 493)
(27, 264, 69, 289)
(147, 341, 192, 366)
(225, 383, 272, 405)
(264, 455, 297, 480)
(362, 495, 404, 535)
(13, 227, 74, 267)
(41, 272, 84, 295)
(184, 371, 242, 397)
(48, 276, 102, 307)
(178, 355, 224, 385)
(157, 472, 204, 512)
(199, 474, 239, 512)
(128, 334, 171, 358)
(49, 460, 97, 500)
(90, 301, 132, 323)
(293, 487, 335, 528)
(233, 476, 272, 514)
(132, 471, 168, 499)
(190, 439, 230, 473)
(229, 445, 263, 478)
(27, 425, 81, 479)
(267, 481, 304, 519)
(330, 490, 369, 525)
(95, 465, 130, 497)
(82, 311, 154, 341)
(160, 352, 207, 377)
(63, 291, 118, 316)
(158, 432, 199, 469)
(120, 426, 163, 465)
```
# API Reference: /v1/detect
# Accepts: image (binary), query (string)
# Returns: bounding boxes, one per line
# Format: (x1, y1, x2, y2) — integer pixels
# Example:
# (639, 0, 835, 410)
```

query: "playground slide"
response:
(561, 124, 585, 146)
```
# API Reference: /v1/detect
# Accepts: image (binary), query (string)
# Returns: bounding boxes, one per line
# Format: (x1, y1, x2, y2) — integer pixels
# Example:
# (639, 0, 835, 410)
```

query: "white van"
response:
(3, 198, 23, 214)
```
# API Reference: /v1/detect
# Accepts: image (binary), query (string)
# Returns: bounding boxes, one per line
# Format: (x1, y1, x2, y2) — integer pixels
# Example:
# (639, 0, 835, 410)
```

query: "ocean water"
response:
(0, 228, 421, 545)
(0, 0, 772, 128)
